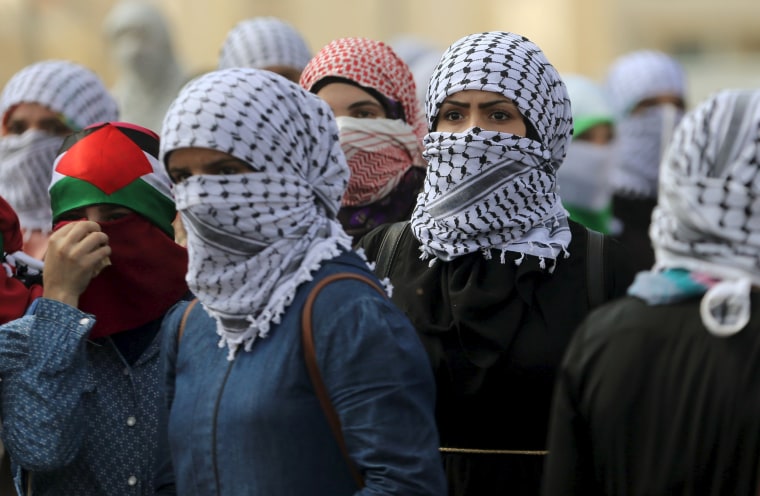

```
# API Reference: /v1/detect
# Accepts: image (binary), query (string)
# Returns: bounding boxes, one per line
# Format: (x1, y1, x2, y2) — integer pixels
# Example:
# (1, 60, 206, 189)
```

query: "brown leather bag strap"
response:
(177, 299, 199, 344)
(301, 272, 385, 489)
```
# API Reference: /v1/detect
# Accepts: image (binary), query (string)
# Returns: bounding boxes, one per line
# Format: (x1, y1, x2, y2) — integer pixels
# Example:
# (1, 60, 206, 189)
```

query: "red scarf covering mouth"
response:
(54, 213, 188, 339)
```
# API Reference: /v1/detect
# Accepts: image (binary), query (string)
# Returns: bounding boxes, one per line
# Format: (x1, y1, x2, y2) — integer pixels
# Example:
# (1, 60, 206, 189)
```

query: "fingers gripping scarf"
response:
(413, 31, 573, 266)
(160, 68, 354, 358)
(645, 89, 760, 336)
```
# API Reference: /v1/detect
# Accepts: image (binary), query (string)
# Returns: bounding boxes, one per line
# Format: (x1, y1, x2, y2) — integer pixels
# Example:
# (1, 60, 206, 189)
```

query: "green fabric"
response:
(572, 116, 614, 139)
(564, 203, 612, 234)
(50, 176, 176, 236)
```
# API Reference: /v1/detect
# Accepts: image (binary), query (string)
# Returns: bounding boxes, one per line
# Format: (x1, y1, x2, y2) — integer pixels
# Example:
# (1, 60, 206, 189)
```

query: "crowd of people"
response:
(0, 4, 759, 496)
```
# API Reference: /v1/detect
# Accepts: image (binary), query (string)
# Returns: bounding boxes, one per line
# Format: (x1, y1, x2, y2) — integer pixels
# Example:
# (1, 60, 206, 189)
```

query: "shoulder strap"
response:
(373, 221, 409, 279)
(177, 299, 199, 344)
(301, 273, 385, 489)
(585, 228, 606, 309)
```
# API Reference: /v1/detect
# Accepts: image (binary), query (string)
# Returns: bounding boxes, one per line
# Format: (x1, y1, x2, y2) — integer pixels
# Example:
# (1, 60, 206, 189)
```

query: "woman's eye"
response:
(218, 166, 240, 175)
(6, 122, 26, 135)
(352, 109, 378, 119)
(443, 110, 463, 121)
(169, 171, 190, 184)
(491, 110, 511, 121)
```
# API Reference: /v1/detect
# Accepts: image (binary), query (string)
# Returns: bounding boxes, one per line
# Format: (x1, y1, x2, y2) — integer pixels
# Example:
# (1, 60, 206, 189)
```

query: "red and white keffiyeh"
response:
(300, 37, 426, 206)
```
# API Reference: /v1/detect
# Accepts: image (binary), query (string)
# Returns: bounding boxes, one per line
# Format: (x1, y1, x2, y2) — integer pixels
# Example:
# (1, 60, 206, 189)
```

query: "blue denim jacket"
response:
(0, 298, 169, 495)
(157, 251, 447, 495)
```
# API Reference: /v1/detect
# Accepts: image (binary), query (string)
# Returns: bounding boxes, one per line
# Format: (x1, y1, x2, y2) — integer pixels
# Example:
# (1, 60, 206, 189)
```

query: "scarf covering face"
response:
(160, 68, 354, 358)
(218, 17, 312, 71)
(0, 131, 63, 232)
(0, 60, 119, 131)
(49, 122, 187, 338)
(412, 31, 573, 265)
(335, 116, 423, 206)
(640, 89, 760, 336)
(611, 103, 685, 198)
(59, 214, 189, 339)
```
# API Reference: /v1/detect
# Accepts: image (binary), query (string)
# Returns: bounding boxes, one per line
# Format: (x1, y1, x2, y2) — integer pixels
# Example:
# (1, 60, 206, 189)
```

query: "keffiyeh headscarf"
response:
(160, 68, 354, 358)
(300, 37, 426, 206)
(606, 50, 687, 198)
(0, 61, 119, 233)
(218, 17, 312, 72)
(629, 90, 760, 336)
(413, 31, 573, 267)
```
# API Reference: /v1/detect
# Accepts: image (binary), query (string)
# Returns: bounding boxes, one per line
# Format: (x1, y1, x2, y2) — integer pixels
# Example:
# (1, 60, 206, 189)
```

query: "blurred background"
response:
(2, 0, 759, 108)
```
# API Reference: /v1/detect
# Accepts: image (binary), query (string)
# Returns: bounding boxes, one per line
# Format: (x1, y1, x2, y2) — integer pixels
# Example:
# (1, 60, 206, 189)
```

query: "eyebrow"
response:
(443, 98, 518, 109)
(347, 100, 385, 110)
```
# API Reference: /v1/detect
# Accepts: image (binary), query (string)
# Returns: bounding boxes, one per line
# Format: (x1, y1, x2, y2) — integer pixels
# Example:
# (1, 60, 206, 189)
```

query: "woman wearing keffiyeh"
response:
(544, 89, 760, 496)
(156, 68, 445, 495)
(300, 37, 427, 244)
(357, 31, 637, 495)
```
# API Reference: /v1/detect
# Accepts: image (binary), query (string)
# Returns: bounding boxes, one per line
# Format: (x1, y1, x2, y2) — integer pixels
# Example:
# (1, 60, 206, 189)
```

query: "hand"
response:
(42, 221, 111, 308)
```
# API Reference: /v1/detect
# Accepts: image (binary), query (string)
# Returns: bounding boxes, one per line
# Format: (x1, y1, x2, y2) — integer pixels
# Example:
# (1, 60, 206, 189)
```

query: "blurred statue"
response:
(103, 0, 188, 133)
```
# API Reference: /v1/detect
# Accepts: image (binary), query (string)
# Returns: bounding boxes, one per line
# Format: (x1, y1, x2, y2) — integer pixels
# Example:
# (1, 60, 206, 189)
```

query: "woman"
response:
(605, 50, 687, 272)
(0, 122, 188, 495)
(556, 74, 616, 233)
(357, 31, 637, 495)
(0, 60, 119, 259)
(157, 68, 446, 495)
(300, 37, 427, 244)
(544, 89, 760, 496)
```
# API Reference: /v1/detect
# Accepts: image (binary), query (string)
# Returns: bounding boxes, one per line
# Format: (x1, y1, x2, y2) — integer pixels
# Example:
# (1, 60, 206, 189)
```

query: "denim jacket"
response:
(157, 251, 447, 495)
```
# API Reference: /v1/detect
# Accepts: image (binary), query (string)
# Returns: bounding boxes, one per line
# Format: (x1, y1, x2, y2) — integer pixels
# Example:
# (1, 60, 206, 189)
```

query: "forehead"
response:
(442, 90, 516, 104)
(316, 82, 383, 108)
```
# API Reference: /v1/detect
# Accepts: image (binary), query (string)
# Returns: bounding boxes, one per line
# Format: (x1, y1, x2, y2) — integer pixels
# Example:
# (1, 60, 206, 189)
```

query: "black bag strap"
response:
(302, 272, 386, 489)
(373, 221, 409, 278)
(585, 227, 606, 309)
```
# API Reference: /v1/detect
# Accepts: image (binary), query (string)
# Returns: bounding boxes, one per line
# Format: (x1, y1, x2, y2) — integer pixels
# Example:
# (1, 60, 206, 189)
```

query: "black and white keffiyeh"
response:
(412, 31, 573, 267)
(217, 17, 312, 72)
(160, 68, 354, 358)
(650, 89, 760, 336)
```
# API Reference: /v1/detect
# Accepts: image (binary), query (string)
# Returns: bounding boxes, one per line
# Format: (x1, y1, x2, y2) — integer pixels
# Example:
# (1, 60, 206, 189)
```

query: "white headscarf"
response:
(161, 68, 353, 358)
(650, 89, 760, 336)
(218, 17, 312, 72)
(412, 31, 573, 268)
